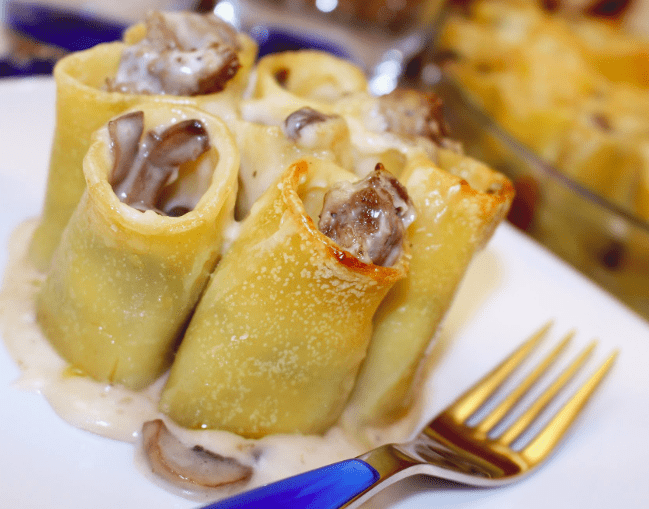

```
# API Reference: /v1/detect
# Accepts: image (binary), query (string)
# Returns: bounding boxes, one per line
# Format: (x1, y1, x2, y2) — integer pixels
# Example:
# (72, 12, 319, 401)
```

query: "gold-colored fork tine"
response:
(498, 340, 598, 445)
(520, 349, 618, 465)
(473, 330, 574, 437)
(449, 322, 552, 423)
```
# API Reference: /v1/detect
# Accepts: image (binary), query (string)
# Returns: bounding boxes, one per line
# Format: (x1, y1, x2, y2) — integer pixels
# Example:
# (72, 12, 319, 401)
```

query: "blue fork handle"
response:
(200, 459, 379, 509)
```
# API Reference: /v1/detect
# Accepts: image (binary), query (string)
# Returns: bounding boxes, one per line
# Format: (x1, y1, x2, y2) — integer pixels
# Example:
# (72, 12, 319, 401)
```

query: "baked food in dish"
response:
(438, 0, 649, 223)
(36, 103, 239, 390)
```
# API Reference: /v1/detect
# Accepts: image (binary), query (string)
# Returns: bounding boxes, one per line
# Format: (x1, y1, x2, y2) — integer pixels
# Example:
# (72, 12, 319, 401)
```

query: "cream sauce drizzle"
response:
(1, 220, 426, 503)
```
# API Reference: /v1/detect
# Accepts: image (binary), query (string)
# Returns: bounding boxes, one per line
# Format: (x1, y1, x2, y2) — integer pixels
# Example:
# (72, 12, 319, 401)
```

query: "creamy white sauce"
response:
(1, 219, 426, 503)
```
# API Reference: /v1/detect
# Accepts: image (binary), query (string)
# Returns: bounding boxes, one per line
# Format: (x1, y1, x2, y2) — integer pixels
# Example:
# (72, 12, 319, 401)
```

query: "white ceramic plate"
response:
(1, 77, 648, 509)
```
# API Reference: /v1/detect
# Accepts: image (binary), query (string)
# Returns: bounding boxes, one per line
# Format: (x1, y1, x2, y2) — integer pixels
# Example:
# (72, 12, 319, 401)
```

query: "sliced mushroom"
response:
(108, 111, 145, 188)
(142, 419, 253, 489)
(283, 107, 332, 141)
(107, 11, 242, 96)
(108, 113, 210, 215)
(377, 88, 450, 144)
(282, 107, 352, 161)
(319, 163, 416, 267)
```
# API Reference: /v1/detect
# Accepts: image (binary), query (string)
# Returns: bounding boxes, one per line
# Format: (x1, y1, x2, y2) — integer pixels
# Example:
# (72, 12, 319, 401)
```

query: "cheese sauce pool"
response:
(0, 219, 426, 503)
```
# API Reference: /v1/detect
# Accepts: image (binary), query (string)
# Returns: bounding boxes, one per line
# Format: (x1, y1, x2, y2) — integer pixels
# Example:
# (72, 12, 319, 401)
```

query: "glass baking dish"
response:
(429, 72, 649, 320)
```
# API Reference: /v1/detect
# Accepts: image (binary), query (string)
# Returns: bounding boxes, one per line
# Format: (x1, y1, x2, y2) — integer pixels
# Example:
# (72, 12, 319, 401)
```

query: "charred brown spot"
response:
(592, 113, 612, 131)
(476, 61, 493, 74)
(486, 181, 503, 195)
(598, 240, 626, 270)
(274, 68, 289, 87)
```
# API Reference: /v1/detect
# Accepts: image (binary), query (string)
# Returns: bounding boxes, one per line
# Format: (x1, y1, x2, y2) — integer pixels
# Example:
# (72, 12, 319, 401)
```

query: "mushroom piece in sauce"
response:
(378, 88, 449, 142)
(108, 111, 211, 216)
(107, 11, 242, 96)
(283, 107, 333, 141)
(142, 419, 253, 490)
(283, 107, 351, 154)
(319, 163, 416, 267)
(376, 88, 461, 152)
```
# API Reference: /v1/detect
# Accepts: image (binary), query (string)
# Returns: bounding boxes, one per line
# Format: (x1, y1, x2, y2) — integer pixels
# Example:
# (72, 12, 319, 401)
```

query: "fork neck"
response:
(421, 414, 527, 479)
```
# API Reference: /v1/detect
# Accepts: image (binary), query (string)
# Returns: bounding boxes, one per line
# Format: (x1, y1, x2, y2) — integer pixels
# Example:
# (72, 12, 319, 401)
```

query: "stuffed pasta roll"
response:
(160, 157, 412, 437)
(240, 50, 368, 126)
(36, 103, 239, 390)
(28, 11, 256, 270)
(346, 149, 514, 425)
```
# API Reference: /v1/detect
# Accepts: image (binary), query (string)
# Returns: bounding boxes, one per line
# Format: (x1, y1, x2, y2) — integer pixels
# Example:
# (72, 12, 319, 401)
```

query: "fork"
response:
(201, 323, 617, 509)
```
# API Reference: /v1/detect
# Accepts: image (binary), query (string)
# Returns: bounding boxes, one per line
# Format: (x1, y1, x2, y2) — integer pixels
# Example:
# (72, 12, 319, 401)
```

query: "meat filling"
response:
(319, 163, 415, 267)
(106, 11, 242, 96)
(108, 111, 211, 216)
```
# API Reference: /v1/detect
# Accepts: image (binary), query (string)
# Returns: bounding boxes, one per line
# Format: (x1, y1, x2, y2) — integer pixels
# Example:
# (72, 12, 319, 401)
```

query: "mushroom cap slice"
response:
(142, 419, 253, 489)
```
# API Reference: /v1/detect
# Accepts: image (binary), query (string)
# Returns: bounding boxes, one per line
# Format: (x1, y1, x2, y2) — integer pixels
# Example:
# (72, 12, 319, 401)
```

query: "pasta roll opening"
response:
(241, 51, 368, 125)
(108, 111, 214, 217)
(318, 163, 416, 267)
(257, 50, 368, 103)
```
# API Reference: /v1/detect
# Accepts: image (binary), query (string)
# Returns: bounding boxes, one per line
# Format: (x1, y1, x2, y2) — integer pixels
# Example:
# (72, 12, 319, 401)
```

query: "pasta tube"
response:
(241, 50, 368, 126)
(160, 157, 409, 437)
(36, 103, 240, 390)
(347, 149, 514, 425)
(28, 11, 256, 270)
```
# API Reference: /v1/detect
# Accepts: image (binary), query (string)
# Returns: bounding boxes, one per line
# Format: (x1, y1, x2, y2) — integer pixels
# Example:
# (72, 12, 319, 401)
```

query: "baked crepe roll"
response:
(241, 50, 368, 126)
(36, 103, 239, 390)
(160, 157, 410, 437)
(28, 11, 256, 270)
(346, 150, 514, 425)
